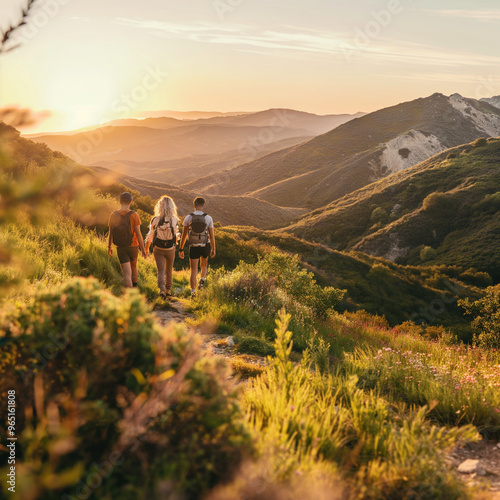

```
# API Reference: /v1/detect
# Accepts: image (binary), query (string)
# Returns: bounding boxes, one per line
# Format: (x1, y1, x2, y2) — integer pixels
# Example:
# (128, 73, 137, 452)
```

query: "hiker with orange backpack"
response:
(145, 195, 180, 299)
(178, 197, 216, 297)
(108, 192, 147, 288)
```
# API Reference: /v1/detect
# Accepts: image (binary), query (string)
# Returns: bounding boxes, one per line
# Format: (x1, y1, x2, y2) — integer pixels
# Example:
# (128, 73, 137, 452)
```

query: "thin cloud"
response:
(380, 73, 494, 84)
(113, 18, 500, 68)
(114, 18, 346, 54)
(434, 9, 500, 21)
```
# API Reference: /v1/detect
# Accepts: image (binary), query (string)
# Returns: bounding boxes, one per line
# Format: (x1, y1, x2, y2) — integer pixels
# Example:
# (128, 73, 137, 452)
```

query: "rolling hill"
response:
(186, 93, 500, 210)
(27, 109, 362, 185)
(283, 137, 500, 281)
(92, 166, 306, 230)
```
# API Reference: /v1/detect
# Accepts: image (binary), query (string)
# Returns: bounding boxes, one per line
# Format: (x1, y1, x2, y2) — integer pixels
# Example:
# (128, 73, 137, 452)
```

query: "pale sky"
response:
(1, 0, 500, 132)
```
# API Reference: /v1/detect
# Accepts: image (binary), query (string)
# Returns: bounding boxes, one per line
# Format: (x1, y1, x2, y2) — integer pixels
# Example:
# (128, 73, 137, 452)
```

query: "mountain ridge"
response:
(185, 93, 500, 210)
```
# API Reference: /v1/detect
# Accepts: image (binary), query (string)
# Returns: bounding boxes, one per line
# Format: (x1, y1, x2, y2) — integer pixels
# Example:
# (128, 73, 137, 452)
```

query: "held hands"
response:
(108, 247, 113, 257)
(178, 250, 185, 259)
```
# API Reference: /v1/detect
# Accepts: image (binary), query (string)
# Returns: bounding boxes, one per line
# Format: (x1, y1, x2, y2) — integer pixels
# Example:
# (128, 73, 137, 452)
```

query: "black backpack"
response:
(188, 213, 209, 246)
(111, 211, 134, 247)
(152, 217, 176, 249)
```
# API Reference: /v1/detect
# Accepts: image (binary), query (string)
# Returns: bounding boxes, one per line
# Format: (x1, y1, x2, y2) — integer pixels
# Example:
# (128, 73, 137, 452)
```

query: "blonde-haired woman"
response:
(145, 196, 180, 299)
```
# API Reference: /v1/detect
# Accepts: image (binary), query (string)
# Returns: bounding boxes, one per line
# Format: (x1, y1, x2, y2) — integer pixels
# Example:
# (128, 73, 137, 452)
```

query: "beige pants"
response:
(153, 246, 176, 293)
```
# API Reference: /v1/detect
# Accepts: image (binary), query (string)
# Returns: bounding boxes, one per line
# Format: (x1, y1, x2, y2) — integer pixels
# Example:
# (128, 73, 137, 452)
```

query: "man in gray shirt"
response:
(179, 197, 216, 296)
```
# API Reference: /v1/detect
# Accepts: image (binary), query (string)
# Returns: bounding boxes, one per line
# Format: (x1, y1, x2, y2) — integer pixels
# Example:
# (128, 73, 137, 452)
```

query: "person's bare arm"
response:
(108, 226, 113, 256)
(178, 226, 188, 259)
(134, 225, 147, 258)
(145, 222, 154, 257)
(209, 227, 216, 258)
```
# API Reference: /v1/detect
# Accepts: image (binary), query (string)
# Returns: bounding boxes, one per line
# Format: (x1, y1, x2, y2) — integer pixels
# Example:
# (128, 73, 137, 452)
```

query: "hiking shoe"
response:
(159, 291, 167, 299)
(198, 279, 206, 289)
(191, 291, 196, 299)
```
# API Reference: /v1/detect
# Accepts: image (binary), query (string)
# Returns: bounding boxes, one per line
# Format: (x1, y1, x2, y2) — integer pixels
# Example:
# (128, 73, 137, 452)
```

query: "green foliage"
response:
(230, 356, 265, 379)
(420, 245, 437, 262)
(343, 343, 500, 435)
(244, 312, 478, 499)
(0, 278, 249, 499)
(459, 267, 493, 287)
(370, 206, 388, 224)
(423, 192, 451, 212)
(306, 334, 331, 374)
(235, 334, 275, 357)
(460, 285, 500, 348)
(192, 251, 344, 352)
(473, 137, 487, 148)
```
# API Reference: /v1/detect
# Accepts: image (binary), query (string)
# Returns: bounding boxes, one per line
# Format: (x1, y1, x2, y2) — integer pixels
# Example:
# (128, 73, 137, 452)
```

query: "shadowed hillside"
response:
(284, 137, 500, 281)
(186, 93, 500, 210)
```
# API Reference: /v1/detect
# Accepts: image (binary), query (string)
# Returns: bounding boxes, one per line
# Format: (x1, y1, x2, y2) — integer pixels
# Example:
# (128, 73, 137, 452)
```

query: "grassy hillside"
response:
(186, 93, 500, 209)
(285, 137, 500, 281)
(216, 227, 483, 337)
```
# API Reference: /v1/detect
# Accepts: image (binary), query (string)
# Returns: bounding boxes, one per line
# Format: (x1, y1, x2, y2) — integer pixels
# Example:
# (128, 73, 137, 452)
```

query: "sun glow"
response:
(43, 69, 116, 130)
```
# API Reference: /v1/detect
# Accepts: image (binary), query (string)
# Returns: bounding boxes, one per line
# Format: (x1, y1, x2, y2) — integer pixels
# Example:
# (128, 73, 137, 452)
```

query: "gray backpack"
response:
(188, 213, 209, 246)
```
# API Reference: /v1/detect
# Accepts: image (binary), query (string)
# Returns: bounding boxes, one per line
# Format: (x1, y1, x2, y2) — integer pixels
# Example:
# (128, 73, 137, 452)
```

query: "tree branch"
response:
(0, 0, 39, 54)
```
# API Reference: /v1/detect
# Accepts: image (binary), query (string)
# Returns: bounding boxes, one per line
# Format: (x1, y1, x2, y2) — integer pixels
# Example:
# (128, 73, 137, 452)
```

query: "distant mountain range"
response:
(27, 109, 364, 185)
(187, 93, 500, 210)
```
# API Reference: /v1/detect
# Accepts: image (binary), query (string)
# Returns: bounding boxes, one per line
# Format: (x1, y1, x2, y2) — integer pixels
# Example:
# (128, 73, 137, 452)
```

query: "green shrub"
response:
(422, 192, 449, 212)
(473, 137, 487, 148)
(420, 245, 437, 262)
(459, 268, 493, 287)
(0, 278, 250, 499)
(235, 335, 275, 357)
(459, 285, 500, 348)
(370, 207, 388, 224)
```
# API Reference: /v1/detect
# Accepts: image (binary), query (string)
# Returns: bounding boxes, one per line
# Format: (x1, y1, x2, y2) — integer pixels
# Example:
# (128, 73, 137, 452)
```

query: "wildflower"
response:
(290, 405, 296, 411)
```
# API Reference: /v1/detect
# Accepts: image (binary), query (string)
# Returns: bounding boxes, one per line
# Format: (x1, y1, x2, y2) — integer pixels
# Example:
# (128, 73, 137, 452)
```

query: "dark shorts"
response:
(117, 246, 139, 264)
(189, 244, 211, 260)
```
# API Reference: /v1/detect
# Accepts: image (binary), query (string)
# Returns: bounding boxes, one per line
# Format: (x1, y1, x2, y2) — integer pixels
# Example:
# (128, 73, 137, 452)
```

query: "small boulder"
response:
(226, 336, 235, 347)
(457, 459, 485, 475)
